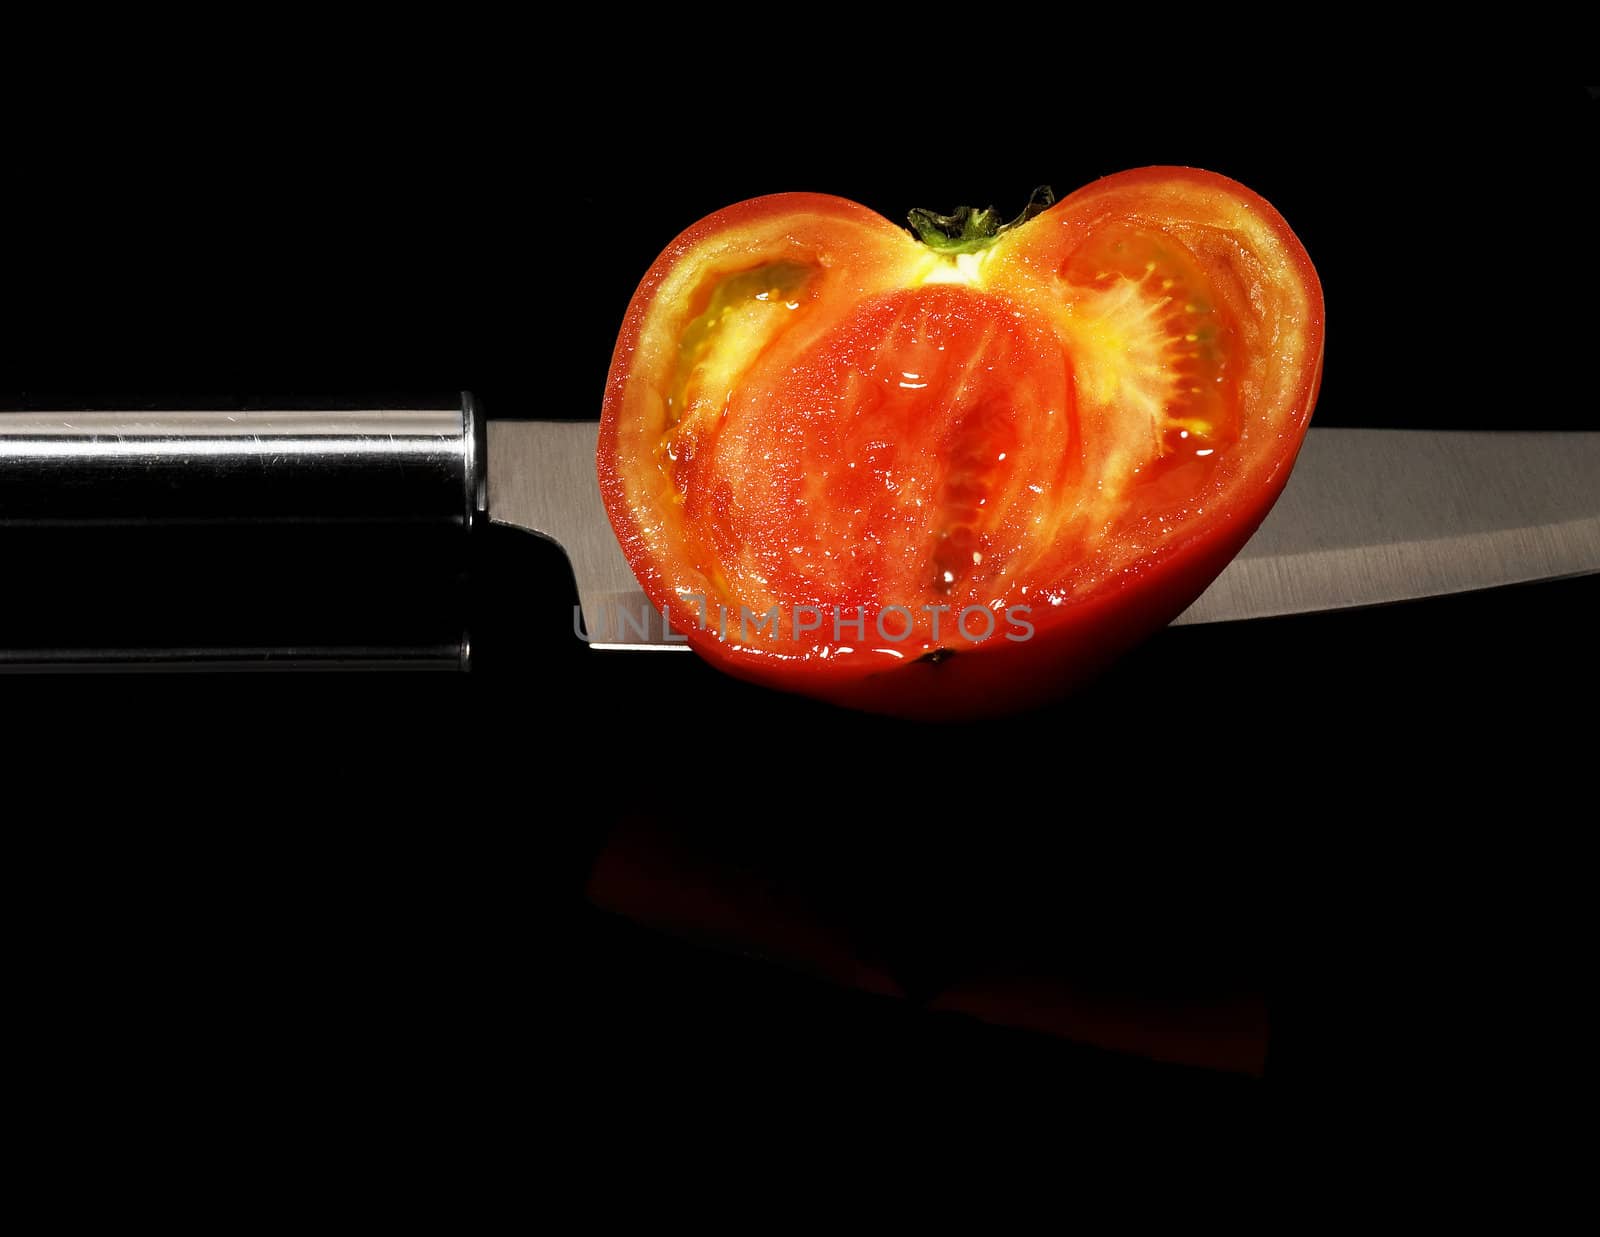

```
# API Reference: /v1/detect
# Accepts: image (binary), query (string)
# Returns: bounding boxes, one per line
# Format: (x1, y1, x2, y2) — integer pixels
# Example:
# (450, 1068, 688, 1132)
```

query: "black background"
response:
(4, 66, 1595, 1154)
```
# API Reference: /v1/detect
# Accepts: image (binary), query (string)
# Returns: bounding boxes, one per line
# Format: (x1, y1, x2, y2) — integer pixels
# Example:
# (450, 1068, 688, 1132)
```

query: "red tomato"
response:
(599, 168, 1324, 718)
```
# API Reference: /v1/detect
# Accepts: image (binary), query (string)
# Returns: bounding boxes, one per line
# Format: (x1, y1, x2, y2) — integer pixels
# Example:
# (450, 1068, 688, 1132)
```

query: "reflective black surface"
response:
(3, 78, 1594, 1133)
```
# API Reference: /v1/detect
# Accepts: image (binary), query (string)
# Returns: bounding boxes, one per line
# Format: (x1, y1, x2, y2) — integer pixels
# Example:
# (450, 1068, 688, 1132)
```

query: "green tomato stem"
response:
(907, 185, 1057, 255)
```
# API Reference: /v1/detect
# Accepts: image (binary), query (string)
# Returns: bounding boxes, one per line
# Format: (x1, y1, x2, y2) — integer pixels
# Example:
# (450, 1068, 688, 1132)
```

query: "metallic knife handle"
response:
(0, 394, 484, 527)
(0, 393, 486, 671)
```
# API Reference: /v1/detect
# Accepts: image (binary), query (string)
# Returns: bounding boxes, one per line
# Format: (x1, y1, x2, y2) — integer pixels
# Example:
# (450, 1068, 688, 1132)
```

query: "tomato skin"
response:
(599, 171, 1324, 719)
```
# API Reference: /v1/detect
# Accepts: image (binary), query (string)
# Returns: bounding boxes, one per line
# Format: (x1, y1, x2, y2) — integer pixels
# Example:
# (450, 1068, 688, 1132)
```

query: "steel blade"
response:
(487, 420, 685, 651)
(487, 423, 1600, 647)
(1173, 429, 1600, 624)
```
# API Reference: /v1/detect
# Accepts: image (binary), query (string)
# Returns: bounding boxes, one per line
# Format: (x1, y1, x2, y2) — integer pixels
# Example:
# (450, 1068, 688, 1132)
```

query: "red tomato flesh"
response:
(599, 169, 1324, 718)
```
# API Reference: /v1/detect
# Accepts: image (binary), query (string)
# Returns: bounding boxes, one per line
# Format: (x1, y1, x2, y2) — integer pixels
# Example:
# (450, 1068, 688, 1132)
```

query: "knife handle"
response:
(0, 393, 485, 672)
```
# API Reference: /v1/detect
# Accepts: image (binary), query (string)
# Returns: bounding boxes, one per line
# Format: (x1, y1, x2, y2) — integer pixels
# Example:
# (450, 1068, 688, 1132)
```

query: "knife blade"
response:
(1173, 428, 1600, 624)
(486, 423, 1600, 646)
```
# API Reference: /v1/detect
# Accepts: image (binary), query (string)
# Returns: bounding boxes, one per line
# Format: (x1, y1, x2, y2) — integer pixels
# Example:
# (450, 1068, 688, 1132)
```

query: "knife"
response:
(1, 392, 1596, 668)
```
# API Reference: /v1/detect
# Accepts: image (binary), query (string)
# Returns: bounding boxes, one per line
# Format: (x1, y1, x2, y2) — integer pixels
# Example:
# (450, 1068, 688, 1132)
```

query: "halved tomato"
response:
(599, 168, 1324, 718)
